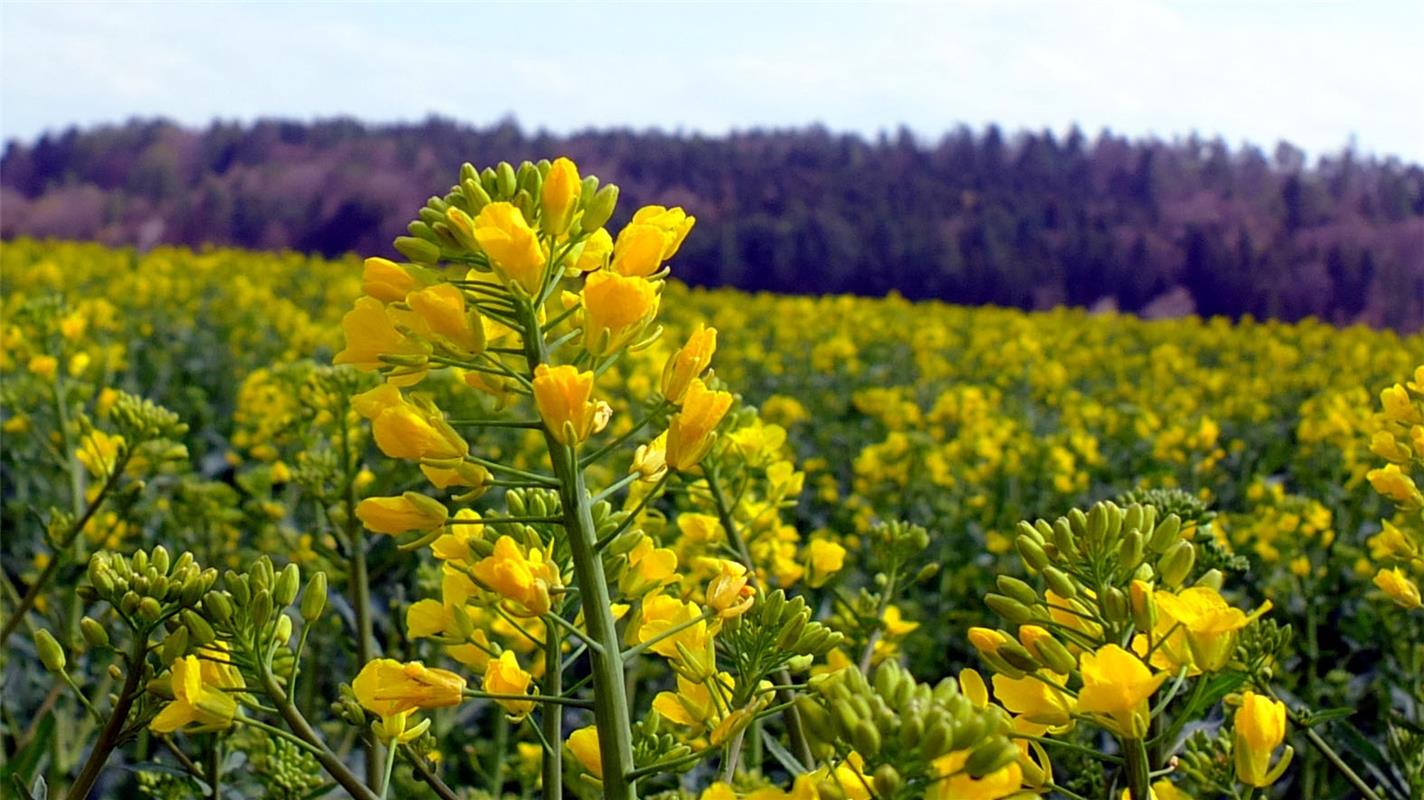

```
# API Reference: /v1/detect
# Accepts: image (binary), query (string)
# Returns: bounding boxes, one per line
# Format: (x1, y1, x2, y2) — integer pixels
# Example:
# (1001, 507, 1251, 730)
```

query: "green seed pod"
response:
(582, 185, 620, 233)
(35, 630, 65, 672)
(984, 593, 1033, 625)
(301, 572, 328, 623)
(852, 719, 881, 758)
(274, 563, 300, 607)
(966, 739, 1019, 779)
(873, 764, 903, 796)
(996, 575, 1038, 606)
(1158, 541, 1196, 587)
(182, 610, 216, 647)
(1148, 513, 1182, 553)
(1016, 535, 1050, 572)
(80, 616, 109, 649)
(1041, 566, 1077, 599)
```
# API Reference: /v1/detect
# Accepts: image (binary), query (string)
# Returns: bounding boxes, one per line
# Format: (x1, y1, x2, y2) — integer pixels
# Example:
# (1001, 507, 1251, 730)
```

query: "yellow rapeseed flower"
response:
(1076, 643, 1167, 738)
(150, 654, 239, 733)
(666, 378, 733, 472)
(1233, 691, 1291, 787)
(532, 364, 610, 446)
(1374, 567, 1422, 609)
(483, 650, 534, 720)
(472, 202, 547, 296)
(1368, 463, 1423, 508)
(355, 493, 449, 535)
(662, 325, 718, 403)
(573, 228, 613, 272)
(581, 271, 659, 356)
(930, 748, 1024, 800)
(1152, 586, 1271, 672)
(629, 205, 696, 260)
(611, 223, 669, 278)
(406, 283, 485, 355)
(540, 156, 581, 236)
(472, 535, 560, 616)
(352, 383, 468, 461)
(352, 658, 466, 718)
(361, 257, 420, 303)
(333, 297, 429, 386)
(706, 560, 755, 619)
(567, 725, 602, 778)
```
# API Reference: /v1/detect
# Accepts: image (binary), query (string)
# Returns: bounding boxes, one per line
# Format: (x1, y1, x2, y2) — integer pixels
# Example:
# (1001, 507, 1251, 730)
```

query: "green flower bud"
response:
(1042, 566, 1077, 599)
(225, 571, 250, 607)
(1016, 535, 1050, 572)
(873, 764, 902, 796)
(1102, 586, 1130, 624)
(1119, 529, 1146, 571)
(250, 589, 273, 630)
(996, 575, 1038, 606)
(1052, 517, 1076, 555)
(1158, 541, 1196, 587)
(984, 593, 1033, 625)
(1086, 503, 1109, 546)
(998, 642, 1040, 673)
(1194, 569, 1224, 590)
(204, 592, 234, 625)
(966, 739, 1019, 779)
(35, 630, 66, 672)
(138, 596, 162, 622)
(300, 572, 328, 623)
(274, 563, 300, 607)
(182, 610, 216, 647)
(1068, 508, 1089, 538)
(852, 719, 881, 759)
(496, 161, 517, 198)
(582, 185, 620, 233)
(151, 545, 170, 575)
(395, 236, 440, 264)
(161, 626, 189, 663)
(1148, 514, 1182, 553)
(80, 616, 110, 649)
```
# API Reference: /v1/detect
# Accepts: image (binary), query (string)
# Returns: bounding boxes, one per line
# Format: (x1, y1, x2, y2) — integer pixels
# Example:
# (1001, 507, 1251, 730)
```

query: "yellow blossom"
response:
(361, 256, 420, 303)
(621, 538, 678, 596)
(706, 560, 755, 618)
(1368, 463, 1423, 508)
(150, 654, 239, 733)
(567, 725, 602, 778)
(352, 658, 466, 718)
(532, 364, 610, 446)
(611, 223, 669, 278)
(666, 378, 733, 471)
(582, 271, 659, 356)
(1076, 643, 1167, 738)
(630, 205, 696, 260)
(472, 535, 560, 616)
(1152, 586, 1271, 672)
(1234, 691, 1291, 787)
(472, 202, 547, 295)
(662, 324, 718, 403)
(27, 355, 57, 379)
(1374, 567, 1422, 609)
(573, 227, 613, 272)
(804, 539, 846, 587)
(352, 383, 468, 461)
(991, 672, 1075, 727)
(931, 748, 1024, 800)
(540, 156, 581, 235)
(333, 297, 428, 386)
(76, 429, 124, 477)
(483, 650, 534, 719)
(355, 493, 449, 535)
(406, 283, 484, 355)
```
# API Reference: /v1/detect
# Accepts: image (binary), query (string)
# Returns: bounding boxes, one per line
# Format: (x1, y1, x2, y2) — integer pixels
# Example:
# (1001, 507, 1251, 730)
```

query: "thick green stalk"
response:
(518, 300, 637, 799)
(542, 621, 562, 799)
(1123, 737, 1151, 800)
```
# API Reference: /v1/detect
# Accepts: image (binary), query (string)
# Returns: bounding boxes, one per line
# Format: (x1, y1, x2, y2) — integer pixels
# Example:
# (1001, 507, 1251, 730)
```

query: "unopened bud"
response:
(395, 236, 441, 264)
(80, 617, 110, 649)
(301, 572, 329, 623)
(581, 185, 620, 233)
(35, 630, 66, 672)
(1158, 541, 1196, 587)
(274, 563, 300, 607)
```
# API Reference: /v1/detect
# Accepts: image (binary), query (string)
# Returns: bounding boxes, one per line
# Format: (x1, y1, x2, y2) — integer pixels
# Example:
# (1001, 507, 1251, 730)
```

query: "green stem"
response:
(1123, 737, 1151, 800)
(208, 736, 223, 800)
(256, 659, 379, 800)
(542, 620, 563, 800)
(490, 713, 509, 795)
(519, 300, 637, 799)
(378, 737, 398, 800)
(403, 747, 460, 800)
(66, 632, 148, 800)
(704, 467, 816, 769)
(340, 411, 381, 790)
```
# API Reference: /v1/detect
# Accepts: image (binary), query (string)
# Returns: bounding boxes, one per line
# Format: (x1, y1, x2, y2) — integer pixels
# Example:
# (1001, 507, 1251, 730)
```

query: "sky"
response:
(2, 1, 1421, 162)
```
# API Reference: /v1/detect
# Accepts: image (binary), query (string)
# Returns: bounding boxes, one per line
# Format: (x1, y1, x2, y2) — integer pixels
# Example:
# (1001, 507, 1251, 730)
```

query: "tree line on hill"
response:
(2, 117, 1421, 328)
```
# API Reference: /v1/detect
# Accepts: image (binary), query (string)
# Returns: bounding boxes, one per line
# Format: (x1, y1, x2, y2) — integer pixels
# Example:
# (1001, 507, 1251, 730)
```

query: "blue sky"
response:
(2, 1, 1421, 161)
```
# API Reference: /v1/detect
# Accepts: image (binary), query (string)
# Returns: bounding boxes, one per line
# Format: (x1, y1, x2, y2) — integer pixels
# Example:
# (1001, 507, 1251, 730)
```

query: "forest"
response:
(3, 117, 1421, 328)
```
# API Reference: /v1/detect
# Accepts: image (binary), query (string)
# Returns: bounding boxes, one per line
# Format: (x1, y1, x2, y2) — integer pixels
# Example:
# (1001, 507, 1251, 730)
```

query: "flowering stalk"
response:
(517, 299, 638, 799)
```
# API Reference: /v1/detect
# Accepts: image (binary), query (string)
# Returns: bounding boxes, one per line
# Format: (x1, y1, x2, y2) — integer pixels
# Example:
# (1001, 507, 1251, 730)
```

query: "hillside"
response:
(3, 117, 1422, 327)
